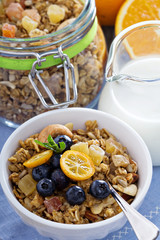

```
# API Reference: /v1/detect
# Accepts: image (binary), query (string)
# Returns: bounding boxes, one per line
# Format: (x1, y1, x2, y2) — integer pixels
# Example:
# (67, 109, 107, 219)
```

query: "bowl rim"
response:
(0, 107, 153, 230)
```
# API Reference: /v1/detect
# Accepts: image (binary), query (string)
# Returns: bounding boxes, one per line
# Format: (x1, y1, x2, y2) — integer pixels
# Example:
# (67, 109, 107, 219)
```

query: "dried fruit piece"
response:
(44, 196, 62, 213)
(47, 4, 65, 24)
(22, 9, 41, 23)
(71, 142, 89, 155)
(112, 155, 130, 167)
(89, 145, 105, 166)
(6, 3, 24, 20)
(22, 15, 38, 33)
(60, 150, 95, 181)
(18, 174, 37, 196)
(105, 138, 123, 154)
(2, 23, 17, 38)
(23, 150, 53, 168)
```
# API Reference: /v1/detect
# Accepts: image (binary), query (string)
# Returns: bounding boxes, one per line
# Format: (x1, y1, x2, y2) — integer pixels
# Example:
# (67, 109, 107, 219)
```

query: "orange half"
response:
(115, 0, 160, 58)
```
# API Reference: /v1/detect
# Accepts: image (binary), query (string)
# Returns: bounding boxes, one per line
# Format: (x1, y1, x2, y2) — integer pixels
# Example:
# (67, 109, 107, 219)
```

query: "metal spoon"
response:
(106, 181, 159, 240)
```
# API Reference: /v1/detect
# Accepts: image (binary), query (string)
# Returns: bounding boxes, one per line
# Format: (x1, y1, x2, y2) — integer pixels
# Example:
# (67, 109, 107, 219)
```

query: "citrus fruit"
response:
(23, 150, 53, 168)
(115, 0, 160, 35)
(89, 145, 105, 166)
(96, 23, 107, 64)
(115, 0, 160, 58)
(70, 142, 89, 155)
(60, 150, 95, 181)
(95, 0, 125, 26)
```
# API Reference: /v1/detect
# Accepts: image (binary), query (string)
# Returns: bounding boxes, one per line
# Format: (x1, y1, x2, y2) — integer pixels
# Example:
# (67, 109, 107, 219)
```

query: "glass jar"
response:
(0, 0, 107, 127)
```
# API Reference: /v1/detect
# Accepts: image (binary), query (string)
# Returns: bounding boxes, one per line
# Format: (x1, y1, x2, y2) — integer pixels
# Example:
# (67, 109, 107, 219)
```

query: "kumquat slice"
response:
(23, 150, 53, 168)
(60, 150, 95, 181)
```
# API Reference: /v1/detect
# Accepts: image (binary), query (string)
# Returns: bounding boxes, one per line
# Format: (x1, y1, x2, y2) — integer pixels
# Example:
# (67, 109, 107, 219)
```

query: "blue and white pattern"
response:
(0, 124, 160, 240)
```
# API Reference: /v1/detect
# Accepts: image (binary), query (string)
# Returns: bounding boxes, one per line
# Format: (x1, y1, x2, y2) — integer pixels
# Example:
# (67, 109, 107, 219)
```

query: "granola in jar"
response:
(0, 0, 107, 126)
(8, 120, 139, 224)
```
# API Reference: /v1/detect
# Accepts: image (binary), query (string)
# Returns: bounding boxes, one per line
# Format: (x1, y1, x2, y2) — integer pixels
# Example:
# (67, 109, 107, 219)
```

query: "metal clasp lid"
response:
(28, 46, 77, 109)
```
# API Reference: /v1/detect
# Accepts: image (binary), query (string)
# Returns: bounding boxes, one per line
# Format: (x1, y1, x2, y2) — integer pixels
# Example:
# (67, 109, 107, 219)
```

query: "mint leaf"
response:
(58, 142, 66, 152)
(35, 135, 66, 154)
(34, 140, 49, 148)
(48, 134, 56, 147)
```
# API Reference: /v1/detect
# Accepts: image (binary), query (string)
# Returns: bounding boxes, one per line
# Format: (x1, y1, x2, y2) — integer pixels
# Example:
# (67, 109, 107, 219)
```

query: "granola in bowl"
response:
(8, 120, 139, 224)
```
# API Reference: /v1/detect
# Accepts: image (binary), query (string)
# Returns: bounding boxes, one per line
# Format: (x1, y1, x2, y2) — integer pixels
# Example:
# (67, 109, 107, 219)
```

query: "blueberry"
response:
(54, 135, 73, 152)
(89, 180, 111, 200)
(50, 169, 69, 190)
(66, 185, 86, 205)
(36, 178, 55, 197)
(32, 164, 51, 181)
(50, 154, 61, 169)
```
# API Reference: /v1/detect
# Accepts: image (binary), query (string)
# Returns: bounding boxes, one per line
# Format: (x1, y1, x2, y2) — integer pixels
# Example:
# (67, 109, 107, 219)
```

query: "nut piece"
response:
(126, 159, 138, 173)
(0, 81, 15, 89)
(57, 18, 76, 30)
(112, 175, 128, 187)
(85, 210, 102, 222)
(38, 124, 73, 143)
(65, 122, 73, 131)
(90, 203, 104, 215)
(113, 184, 138, 196)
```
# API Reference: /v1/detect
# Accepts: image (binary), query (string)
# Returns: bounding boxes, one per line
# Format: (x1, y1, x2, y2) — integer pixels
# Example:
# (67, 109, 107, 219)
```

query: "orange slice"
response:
(115, 0, 160, 58)
(60, 150, 95, 181)
(23, 150, 53, 168)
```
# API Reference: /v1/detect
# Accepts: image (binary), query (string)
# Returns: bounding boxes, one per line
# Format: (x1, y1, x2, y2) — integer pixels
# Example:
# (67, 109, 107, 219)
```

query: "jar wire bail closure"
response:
(29, 46, 78, 109)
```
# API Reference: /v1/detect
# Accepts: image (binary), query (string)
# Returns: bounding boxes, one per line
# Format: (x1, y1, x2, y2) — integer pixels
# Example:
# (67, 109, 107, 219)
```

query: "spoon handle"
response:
(110, 186, 159, 240)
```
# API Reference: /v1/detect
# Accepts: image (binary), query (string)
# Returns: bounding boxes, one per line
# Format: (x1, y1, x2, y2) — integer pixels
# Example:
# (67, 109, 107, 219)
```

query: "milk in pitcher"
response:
(98, 56, 160, 165)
